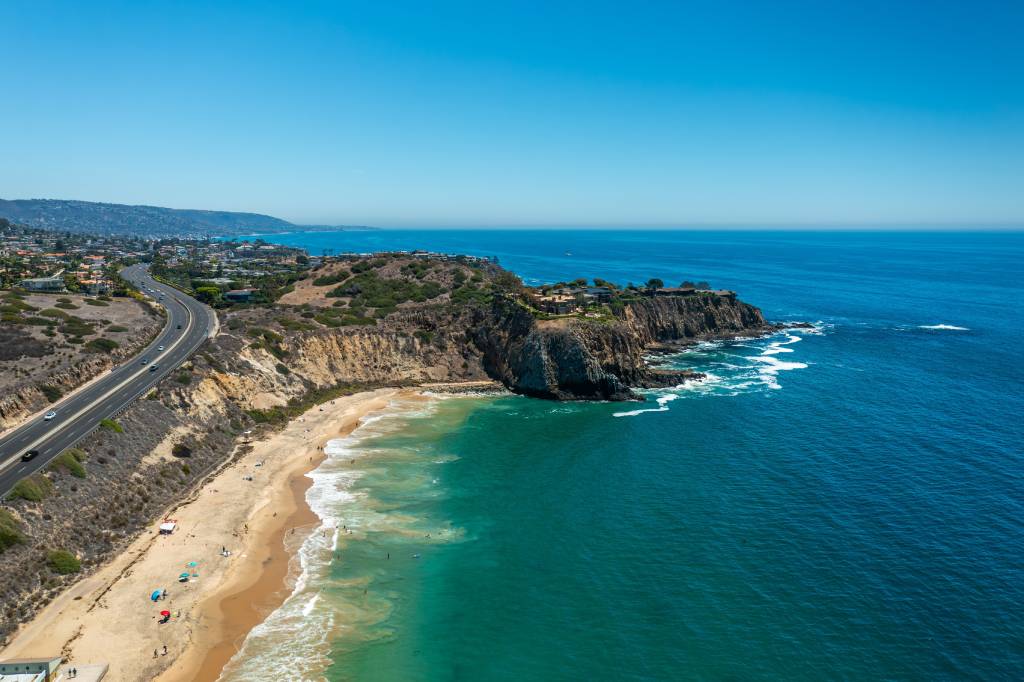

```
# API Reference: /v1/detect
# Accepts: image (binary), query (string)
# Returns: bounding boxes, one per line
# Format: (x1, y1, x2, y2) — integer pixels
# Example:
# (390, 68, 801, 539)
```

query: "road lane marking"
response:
(0, 271, 207, 474)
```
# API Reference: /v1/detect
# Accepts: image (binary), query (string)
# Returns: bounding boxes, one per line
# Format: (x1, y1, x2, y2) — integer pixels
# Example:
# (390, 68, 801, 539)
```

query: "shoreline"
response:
(0, 386, 409, 681)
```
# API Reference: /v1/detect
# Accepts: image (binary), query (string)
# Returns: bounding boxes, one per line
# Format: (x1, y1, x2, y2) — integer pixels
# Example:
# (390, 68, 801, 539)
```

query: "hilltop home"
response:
(18, 276, 66, 292)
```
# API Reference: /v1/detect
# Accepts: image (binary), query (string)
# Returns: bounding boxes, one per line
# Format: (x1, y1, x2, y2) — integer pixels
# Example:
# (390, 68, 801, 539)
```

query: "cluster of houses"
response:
(528, 284, 736, 315)
(157, 240, 308, 280)
(337, 250, 496, 266)
(1, 230, 142, 295)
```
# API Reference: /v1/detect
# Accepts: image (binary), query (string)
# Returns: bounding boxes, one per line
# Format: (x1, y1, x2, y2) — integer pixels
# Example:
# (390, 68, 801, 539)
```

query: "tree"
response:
(195, 286, 221, 304)
(696, 281, 710, 290)
(680, 281, 696, 289)
(646, 278, 664, 289)
(492, 271, 524, 295)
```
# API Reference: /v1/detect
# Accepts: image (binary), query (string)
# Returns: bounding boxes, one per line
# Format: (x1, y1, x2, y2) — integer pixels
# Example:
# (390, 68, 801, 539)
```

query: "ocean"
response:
(218, 230, 1024, 681)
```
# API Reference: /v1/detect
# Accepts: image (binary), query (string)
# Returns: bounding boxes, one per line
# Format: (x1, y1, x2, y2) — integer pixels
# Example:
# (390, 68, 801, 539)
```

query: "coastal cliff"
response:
(471, 292, 772, 400)
(0, 257, 777, 641)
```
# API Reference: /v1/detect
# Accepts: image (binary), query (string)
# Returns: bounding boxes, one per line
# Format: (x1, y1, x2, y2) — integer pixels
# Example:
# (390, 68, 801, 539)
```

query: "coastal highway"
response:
(0, 264, 215, 496)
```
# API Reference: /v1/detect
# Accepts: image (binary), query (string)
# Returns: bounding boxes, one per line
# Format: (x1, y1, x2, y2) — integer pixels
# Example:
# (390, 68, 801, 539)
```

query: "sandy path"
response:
(1, 387, 404, 681)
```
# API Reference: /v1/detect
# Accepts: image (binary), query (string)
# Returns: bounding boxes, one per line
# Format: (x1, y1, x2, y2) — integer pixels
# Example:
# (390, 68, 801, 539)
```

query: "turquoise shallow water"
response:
(222, 231, 1024, 681)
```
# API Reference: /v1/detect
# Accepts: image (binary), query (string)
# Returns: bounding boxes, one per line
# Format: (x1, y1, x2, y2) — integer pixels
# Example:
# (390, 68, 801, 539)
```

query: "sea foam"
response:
(919, 324, 969, 331)
(615, 328, 819, 416)
(217, 397, 437, 681)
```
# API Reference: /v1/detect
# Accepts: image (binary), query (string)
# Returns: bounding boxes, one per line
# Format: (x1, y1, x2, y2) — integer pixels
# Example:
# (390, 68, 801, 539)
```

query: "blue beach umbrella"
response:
(150, 590, 161, 601)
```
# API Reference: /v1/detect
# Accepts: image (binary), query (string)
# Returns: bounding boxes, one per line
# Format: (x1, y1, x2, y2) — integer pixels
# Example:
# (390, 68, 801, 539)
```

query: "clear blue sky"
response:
(1, 1, 1021, 227)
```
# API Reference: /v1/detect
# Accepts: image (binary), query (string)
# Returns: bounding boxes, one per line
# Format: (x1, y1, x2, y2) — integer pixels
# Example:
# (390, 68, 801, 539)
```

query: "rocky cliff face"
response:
(472, 293, 772, 400)
(0, 319, 488, 641)
(0, 328, 161, 431)
(0, 287, 774, 639)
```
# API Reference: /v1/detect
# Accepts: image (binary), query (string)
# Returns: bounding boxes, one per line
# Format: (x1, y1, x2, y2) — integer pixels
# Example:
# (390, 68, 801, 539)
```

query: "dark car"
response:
(149, 364, 159, 372)
(21, 449, 39, 462)
(176, 324, 182, 329)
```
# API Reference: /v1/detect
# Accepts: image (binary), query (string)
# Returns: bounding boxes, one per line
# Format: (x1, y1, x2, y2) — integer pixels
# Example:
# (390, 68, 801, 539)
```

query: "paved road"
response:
(0, 264, 215, 496)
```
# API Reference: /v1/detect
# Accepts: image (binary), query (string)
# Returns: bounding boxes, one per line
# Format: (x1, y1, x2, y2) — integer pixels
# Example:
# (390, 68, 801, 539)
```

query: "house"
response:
(18, 276, 66, 292)
(651, 287, 696, 296)
(79, 279, 110, 295)
(533, 293, 578, 314)
(0, 656, 63, 681)
(224, 288, 256, 303)
(582, 286, 613, 302)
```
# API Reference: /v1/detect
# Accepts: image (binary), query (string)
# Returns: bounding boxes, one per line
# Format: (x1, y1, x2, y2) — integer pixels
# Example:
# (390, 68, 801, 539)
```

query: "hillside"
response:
(0, 198, 294, 237)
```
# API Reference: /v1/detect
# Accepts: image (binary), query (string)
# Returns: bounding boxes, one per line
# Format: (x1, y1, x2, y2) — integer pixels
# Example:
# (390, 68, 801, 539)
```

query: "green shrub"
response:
(175, 372, 191, 384)
(99, 418, 123, 433)
(39, 308, 70, 319)
(46, 549, 81, 574)
(0, 510, 24, 551)
(83, 298, 109, 306)
(50, 450, 86, 478)
(312, 270, 349, 286)
(85, 337, 119, 353)
(8, 475, 54, 502)
(106, 325, 129, 332)
(55, 301, 79, 310)
(275, 362, 290, 375)
(60, 318, 95, 336)
(40, 385, 63, 402)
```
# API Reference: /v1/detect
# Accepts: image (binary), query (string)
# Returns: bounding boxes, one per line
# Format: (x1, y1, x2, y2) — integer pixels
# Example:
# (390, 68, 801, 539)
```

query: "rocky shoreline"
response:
(0, 257, 778, 646)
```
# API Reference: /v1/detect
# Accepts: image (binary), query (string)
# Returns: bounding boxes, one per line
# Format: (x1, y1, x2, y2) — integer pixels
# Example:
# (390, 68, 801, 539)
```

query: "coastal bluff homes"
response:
(529, 282, 736, 316)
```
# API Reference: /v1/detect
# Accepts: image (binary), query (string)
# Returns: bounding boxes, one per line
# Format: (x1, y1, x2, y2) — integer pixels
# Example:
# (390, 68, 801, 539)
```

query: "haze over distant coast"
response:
(0, 198, 379, 238)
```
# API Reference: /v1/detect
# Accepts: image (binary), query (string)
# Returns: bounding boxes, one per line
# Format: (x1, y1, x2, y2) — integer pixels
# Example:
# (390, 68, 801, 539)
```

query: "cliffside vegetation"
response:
(0, 251, 776, 640)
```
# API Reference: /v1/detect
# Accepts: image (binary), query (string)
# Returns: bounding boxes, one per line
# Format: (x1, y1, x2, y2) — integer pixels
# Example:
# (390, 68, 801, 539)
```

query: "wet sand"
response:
(1, 387, 405, 682)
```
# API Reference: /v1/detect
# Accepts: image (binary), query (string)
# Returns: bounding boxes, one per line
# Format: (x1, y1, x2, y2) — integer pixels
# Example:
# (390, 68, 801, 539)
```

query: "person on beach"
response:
(163, 645, 168, 655)
(153, 649, 158, 658)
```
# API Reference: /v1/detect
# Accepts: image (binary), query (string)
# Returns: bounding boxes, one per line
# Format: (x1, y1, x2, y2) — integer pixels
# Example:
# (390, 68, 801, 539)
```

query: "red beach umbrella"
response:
(160, 610, 171, 617)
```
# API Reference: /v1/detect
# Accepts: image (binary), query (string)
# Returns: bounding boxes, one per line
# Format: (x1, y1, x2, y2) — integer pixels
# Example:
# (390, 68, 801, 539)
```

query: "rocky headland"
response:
(0, 254, 777, 643)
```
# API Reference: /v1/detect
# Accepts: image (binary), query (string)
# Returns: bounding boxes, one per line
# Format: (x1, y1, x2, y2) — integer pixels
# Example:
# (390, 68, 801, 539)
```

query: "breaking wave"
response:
(613, 326, 821, 417)
(217, 396, 442, 681)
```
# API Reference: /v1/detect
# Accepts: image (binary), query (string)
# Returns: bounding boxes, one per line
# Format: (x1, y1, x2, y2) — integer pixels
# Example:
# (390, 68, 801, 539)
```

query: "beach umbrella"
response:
(150, 590, 161, 601)
(186, 561, 198, 567)
(178, 572, 190, 581)
(160, 610, 171, 617)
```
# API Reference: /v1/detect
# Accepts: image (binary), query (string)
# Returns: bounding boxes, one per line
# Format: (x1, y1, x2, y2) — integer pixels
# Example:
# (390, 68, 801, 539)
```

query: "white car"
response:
(44, 411, 57, 421)
(157, 345, 165, 351)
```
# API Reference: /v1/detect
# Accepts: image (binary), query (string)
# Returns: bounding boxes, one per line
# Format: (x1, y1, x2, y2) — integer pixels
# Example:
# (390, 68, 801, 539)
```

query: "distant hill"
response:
(0, 198, 295, 237)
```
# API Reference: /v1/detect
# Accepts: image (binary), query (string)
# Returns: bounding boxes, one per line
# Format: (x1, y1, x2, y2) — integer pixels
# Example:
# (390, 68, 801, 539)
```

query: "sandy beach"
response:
(1, 387, 406, 681)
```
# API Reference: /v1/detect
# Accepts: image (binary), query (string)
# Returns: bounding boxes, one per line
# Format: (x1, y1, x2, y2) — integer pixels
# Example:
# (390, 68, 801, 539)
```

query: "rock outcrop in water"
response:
(471, 292, 772, 400)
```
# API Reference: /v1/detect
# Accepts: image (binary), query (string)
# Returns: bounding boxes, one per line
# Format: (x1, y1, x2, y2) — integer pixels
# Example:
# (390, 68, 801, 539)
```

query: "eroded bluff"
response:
(470, 293, 772, 400)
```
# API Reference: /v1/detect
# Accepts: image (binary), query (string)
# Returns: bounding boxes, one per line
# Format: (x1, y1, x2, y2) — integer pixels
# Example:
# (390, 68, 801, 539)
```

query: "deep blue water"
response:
(235, 230, 1024, 680)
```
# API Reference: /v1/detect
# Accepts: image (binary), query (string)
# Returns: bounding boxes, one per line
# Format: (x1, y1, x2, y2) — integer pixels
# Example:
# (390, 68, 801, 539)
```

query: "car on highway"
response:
(177, 324, 182, 329)
(43, 411, 57, 421)
(21, 449, 39, 462)
(149, 364, 159, 372)
(140, 358, 149, 365)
